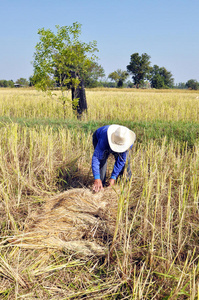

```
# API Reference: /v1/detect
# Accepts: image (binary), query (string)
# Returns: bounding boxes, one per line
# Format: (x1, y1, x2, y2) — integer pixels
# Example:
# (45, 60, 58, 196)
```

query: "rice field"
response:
(0, 88, 198, 122)
(0, 88, 198, 299)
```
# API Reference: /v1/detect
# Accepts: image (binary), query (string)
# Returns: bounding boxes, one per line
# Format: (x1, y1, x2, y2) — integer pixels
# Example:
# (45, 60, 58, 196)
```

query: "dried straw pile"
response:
(16, 188, 119, 256)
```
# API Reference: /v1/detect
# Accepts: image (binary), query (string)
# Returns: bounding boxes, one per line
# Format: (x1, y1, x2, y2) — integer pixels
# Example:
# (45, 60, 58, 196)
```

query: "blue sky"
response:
(0, 0, 199, 84)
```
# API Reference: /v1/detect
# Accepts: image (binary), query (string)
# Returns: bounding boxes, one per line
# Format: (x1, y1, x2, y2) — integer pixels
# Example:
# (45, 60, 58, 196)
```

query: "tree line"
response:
(1, 22, 199, 92)
(1, 70, 199, 91)
(0, 78, 30, 88)
(2, 73, 199, 91)
(108, 53, 199, 90)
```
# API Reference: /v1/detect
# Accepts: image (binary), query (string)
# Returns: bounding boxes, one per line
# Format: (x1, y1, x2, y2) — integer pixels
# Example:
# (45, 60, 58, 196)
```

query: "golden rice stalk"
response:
(9, 188, 119, 257)
(0, 254, 28, 288)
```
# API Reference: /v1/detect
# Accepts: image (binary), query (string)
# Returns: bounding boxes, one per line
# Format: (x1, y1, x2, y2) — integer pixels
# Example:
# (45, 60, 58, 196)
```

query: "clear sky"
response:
(0, 0, 199, 84)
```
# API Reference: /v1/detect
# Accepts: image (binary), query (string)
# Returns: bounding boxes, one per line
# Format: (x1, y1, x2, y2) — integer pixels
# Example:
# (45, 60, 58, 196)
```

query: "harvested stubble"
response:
(12, 188, 119, 256)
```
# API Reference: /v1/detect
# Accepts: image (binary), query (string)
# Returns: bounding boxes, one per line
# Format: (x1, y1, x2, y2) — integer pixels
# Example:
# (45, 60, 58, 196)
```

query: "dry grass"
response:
(13, 188, 119, 257)
(0, 88, 198, 299)
(0, 87, 199, 122)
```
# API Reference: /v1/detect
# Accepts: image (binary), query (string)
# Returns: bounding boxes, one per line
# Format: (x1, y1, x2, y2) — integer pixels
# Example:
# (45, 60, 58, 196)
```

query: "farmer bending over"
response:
(92, 124, 136, 192)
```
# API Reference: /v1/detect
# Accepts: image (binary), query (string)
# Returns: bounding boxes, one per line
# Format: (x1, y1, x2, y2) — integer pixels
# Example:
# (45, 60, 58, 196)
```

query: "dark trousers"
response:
(92, 131, 132, 185)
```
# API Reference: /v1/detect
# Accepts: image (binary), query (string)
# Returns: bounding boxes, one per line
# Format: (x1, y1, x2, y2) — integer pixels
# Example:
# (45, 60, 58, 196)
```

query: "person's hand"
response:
(93, 179, 103, 193)
(109, 178, 115, 187)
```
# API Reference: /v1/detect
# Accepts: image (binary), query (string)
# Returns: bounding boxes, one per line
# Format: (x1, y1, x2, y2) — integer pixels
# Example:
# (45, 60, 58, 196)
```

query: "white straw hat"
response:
(107, 125, 136, 153)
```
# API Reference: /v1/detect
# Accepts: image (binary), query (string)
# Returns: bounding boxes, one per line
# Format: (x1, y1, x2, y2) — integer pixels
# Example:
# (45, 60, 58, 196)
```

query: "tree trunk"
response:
(71, 72, 87, 119)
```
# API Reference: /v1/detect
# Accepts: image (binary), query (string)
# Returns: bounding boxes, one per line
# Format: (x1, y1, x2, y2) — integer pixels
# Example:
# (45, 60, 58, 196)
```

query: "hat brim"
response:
(107, 125, 136, 153)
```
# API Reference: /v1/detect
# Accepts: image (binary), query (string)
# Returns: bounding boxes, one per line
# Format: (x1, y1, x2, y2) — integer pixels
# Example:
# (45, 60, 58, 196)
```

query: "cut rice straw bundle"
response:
(10, 188, 119, 256)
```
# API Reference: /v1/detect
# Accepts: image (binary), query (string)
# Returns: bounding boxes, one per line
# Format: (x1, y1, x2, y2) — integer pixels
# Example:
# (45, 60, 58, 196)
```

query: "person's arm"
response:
(92, 144, 101, 179)
(109, 143, 134, 186)
(92, 126, 110, 192)
(92, 144, 104, 192)
(111, 152, 127, 180)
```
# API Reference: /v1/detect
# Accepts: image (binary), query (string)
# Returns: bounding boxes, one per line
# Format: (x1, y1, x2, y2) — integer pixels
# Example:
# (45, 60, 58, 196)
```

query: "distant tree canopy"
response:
(185, 79, 199, 90)
(126, 53, 174, 89)
(15, 78, 29, 87)
(0, 80, 14, 87)
(150, 65, 174, 88)
(32, 22, 99, 118)
(108, 69, 129, 88)
(127, 53, 151, 88)
(83, 61, 105, 88)
(174, 82, 187, 89)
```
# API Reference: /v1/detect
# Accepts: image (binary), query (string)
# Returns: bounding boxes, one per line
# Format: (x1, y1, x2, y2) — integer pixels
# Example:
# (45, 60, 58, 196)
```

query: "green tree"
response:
(174, 82, 186, 89)
(108, 69, 129, 88)
(0, 80, 14, 87)
(32, 22, 98, 118)
(15, 78, 29, 87)
(126, 80, 134, 88)
(98, 80, 116, 88)
(185, 79, 199, 90)
(0, 80, 8, 87)
(83, 62, 105, 88)
(7, 80, 14, 88)
(127, 53, 151, 88)
(150, 65, 174, 88)
(29, 76, 35, 87)
(151, 74, 164, 89)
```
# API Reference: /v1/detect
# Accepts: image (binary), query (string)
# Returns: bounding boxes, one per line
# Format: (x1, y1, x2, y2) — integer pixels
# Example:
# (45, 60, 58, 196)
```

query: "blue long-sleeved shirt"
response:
(92, 125, 133, 180)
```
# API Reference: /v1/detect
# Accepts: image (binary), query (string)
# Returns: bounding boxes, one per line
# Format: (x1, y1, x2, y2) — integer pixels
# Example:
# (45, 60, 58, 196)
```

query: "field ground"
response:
(0, 88, 198, 299)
